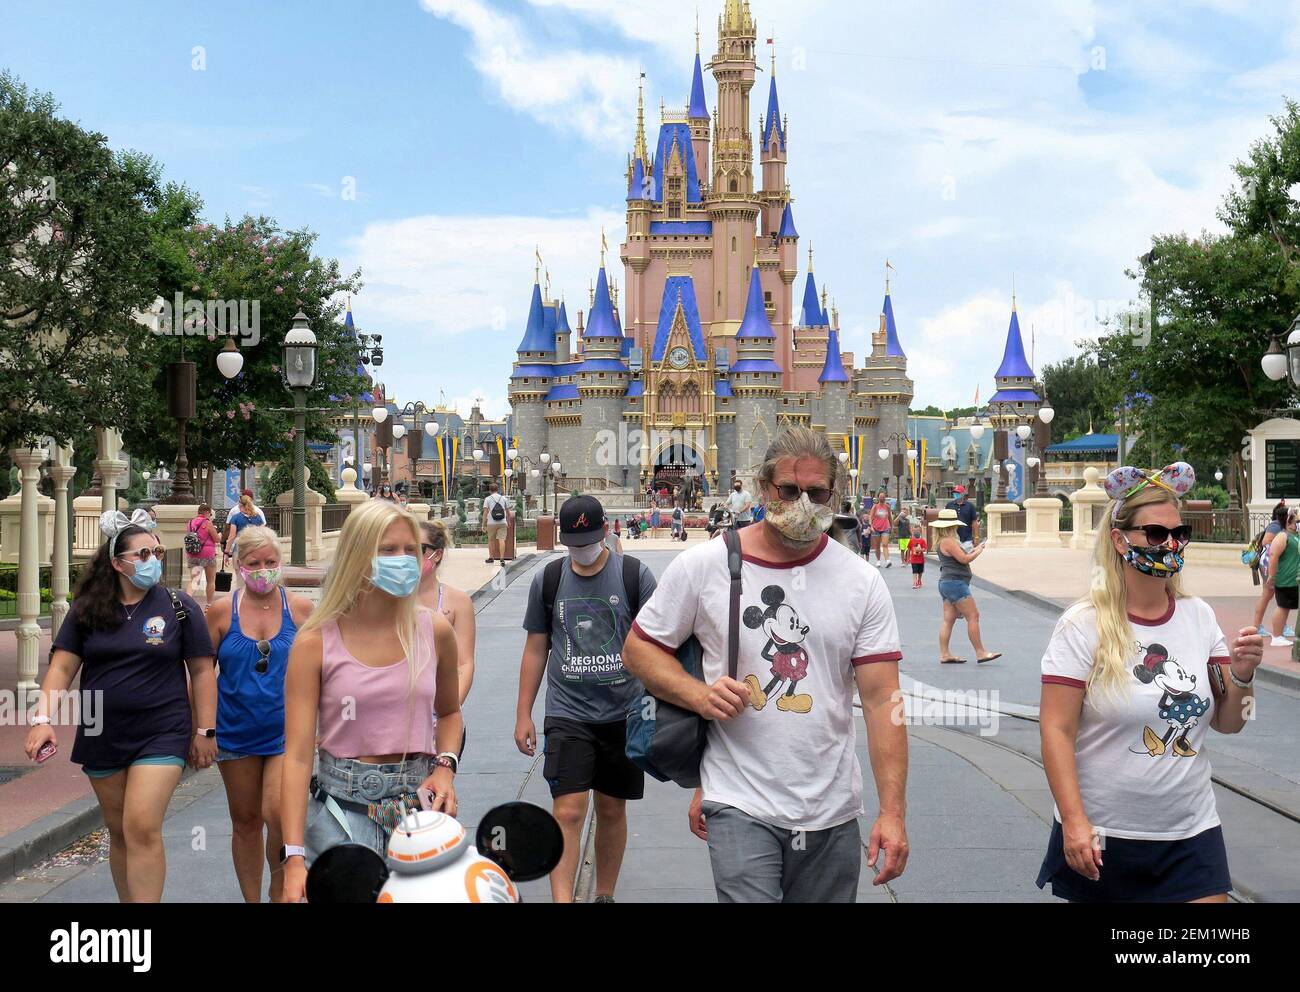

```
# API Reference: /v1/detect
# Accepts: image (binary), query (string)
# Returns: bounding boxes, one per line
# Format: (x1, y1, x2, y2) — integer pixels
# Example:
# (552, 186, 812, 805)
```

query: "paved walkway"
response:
(6, 542, 1300, 902)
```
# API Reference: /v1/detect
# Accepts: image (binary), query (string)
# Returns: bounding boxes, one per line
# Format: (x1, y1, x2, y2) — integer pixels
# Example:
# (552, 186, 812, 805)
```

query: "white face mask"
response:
(569, 542, 604, 566)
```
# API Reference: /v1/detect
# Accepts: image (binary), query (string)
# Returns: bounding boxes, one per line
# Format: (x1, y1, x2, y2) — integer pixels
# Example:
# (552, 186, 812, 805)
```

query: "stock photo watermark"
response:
(0, 689, 104, 736)
(152, 293, 262, 346)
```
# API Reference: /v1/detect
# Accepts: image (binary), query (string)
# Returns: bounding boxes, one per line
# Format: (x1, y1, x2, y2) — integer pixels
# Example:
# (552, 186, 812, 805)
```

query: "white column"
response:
(96, 427, 127, 514)
(49, 442, 76, 639)
(10, 446, 46, 700)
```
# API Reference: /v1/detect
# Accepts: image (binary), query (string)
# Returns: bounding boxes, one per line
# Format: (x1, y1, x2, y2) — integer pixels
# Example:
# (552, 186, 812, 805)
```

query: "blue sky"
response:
(6, 0, 1299, 417)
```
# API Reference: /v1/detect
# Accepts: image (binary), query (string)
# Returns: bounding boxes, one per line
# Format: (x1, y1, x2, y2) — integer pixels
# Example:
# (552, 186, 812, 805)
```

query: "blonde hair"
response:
(234, 524, 279, 564)
(1084, 484, 1185, 701)
(238, 494, 256, 516)
(300, 499, 429, 695)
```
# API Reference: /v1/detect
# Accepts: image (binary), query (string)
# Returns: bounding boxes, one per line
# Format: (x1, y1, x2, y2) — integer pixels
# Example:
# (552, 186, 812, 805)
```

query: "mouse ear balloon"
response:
(475, 802, 564, 882)
(305, 844, 389, 903)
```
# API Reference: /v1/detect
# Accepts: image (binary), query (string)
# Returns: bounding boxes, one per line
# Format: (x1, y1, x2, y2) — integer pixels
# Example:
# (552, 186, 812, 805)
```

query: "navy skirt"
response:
(1036, 820, 1231, 903)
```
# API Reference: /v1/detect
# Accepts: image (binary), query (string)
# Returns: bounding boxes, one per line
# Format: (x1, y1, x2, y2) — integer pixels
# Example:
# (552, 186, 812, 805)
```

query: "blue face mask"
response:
(127, 556, 162, 591)
(371, 555, 421, 598)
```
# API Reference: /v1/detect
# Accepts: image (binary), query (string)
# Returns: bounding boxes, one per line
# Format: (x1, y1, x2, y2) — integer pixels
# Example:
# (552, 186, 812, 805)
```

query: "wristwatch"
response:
(1229, 666, 1256, 689)
(30, 715, 51, 726)
(195, 728, 215, 739)
(280, 844, 306, 864)
(434, 752, 458, 774)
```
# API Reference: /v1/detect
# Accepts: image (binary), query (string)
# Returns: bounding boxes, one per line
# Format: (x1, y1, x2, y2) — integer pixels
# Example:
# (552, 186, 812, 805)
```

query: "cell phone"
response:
(1208, 662, 1227, 697)
(417, 787, 436, 811)
(35, 741, 57, 763)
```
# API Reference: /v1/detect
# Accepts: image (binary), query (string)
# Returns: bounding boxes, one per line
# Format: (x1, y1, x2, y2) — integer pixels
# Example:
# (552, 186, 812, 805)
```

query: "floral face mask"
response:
(764, 491, 834, 545)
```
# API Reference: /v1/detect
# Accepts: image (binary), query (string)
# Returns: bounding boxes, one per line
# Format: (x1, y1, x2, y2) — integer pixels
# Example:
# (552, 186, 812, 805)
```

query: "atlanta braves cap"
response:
(558, 495, 607, 547)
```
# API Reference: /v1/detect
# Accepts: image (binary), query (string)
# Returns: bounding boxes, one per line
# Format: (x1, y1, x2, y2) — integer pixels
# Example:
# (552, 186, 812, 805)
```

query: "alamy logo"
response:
(153, 292, 261, 346)
(49, 924, 151, 972)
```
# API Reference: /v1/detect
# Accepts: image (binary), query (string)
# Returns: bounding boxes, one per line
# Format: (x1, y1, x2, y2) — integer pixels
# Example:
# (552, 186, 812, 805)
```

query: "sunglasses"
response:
(1126, 524, 1192, 547)
(772, 484, 834, 506)
(116, 545, 166, 562)
(421, 543, 442, 560)
(256, 639, 271, 675)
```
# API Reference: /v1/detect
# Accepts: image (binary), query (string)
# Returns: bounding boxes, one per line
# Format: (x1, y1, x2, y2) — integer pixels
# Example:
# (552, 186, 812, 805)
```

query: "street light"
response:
(1215, 468, 1224, 483)
(283, 311, 318, 567)
(217, 337, 244, 379)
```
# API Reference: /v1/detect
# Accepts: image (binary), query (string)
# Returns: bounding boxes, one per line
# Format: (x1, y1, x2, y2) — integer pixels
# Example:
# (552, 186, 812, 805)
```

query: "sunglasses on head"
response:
(116, 545, 165, 562)
(256, 639, 271, 675)
(1126, 524, 1192, 547)
(772, 484, 834, 505)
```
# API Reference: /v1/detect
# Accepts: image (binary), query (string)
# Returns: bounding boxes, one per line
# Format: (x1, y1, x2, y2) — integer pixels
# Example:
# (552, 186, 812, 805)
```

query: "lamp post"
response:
(283, 312, 318, 567)
(879, 433, 911, 508)
(371, 404, 393, 487)
(159, 354, 197, 504)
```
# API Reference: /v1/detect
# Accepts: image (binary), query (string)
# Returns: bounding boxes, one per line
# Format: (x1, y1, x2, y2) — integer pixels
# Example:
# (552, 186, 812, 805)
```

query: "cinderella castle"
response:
(509, 0, 912, 498)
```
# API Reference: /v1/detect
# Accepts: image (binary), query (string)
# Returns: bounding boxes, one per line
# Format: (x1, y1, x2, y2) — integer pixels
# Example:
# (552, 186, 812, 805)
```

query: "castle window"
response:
(730, 179, 738, 192)
(764, 292, 772, 304)
(731, 237, 737, 253)
(717, 291, 722, 307)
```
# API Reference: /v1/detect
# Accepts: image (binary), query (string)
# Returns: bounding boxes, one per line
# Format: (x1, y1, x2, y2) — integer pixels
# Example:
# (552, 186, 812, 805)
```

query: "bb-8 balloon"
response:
(378, 810, 519, 904)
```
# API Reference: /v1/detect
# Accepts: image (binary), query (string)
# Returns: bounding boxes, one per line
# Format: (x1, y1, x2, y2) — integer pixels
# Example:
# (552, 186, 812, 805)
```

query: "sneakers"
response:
(885, 560, 893, 568)
(1258, 625, 1269, 636)
(1271, 636, 1293, 647)
(592, 894, 615, 904)
(1286, 626, 1297, 638)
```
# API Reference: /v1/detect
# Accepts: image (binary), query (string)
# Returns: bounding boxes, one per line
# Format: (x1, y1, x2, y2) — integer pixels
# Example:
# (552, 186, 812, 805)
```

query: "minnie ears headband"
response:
(99, 508, 155, 556)
(1102, 463, 1195, 521)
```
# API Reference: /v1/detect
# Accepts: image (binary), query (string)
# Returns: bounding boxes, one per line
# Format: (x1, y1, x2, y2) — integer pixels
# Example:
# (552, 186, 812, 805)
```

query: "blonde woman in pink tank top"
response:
(279, 500, 463, 903)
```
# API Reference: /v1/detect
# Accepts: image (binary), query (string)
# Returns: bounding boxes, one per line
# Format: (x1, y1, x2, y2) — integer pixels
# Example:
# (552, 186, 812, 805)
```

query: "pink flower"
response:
(242, 411, 251, 421)
(227, 410, 236, 420)
(264, 256, 274, 265)
(274, 286, 284, 295)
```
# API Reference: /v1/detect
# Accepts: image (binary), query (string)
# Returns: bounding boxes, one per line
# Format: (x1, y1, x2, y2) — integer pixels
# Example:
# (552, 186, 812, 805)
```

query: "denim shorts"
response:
(216, 745, 283, 763)
(938, 578, 972, 604)
(304, 750, 431, 864)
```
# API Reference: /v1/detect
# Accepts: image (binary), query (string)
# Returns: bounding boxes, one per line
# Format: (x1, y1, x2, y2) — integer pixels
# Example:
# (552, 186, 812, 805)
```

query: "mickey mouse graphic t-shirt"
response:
(632, 533, 902, 832)
(1041, 594, 1231, 841)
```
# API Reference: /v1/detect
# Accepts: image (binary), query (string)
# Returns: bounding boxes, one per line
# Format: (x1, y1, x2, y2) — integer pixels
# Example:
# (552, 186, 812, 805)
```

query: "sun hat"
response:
(930, 508, 964, 528)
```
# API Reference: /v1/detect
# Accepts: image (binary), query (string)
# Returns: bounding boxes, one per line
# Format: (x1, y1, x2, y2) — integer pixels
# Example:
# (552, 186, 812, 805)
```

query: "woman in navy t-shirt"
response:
(205, 524, 314, 903)
(25, 511, 216, 903)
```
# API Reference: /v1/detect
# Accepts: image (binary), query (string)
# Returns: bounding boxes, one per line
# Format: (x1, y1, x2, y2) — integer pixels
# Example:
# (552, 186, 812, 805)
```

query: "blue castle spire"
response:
(762, 74, 786, 152)
(819, 328, 849, 383)
(778, 202, 799, 239)
(515, 281, 554, 354)
(995, 306, 1034, 379)
(585, 266, 619, 339)
(689, 52, 709, 120)
(737, 264, 775, 340)
(800, 270, 823, 327)
(882, 292, 906, 359)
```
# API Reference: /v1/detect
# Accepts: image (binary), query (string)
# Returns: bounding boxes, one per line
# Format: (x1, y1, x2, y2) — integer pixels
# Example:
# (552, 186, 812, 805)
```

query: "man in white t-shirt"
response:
(481, 482, 511, 565)
(625, 427, 909, 902)
(726, 478, 754, 529)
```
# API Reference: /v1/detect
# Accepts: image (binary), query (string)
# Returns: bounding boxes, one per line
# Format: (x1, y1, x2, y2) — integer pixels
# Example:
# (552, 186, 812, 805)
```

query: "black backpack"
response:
(541, 553, 642, 656)
(490, 496, 506, 521)
(184, 518, 204, 556)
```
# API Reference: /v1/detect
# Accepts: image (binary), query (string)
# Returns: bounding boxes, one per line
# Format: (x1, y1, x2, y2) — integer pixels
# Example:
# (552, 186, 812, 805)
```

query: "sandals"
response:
(977, 653, 1003, 664)
(940, 657, 967, 664)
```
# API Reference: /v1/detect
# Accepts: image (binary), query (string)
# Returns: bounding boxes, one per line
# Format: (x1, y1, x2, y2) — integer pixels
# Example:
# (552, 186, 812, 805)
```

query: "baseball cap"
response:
(241, 488, 255, 498)
(953, 485, 967, 495)
(558, 495, 607, 547)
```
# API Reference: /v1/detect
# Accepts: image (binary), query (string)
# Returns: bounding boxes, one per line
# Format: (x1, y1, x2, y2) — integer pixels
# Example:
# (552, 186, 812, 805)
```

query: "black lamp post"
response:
(878, 433, 914, 507)
(283, 313, 318, 567)
(159, 357, 197, 504)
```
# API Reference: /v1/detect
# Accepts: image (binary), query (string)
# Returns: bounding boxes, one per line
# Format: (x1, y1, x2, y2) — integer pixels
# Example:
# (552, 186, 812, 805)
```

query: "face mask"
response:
(569, 542, 604, 567)
(765, 492, 834, 545)
(127, 556, 162, 591)
(240, 566, 281, 595)
(1121, 536, 1184, 578)
(371, 555, 421, 598)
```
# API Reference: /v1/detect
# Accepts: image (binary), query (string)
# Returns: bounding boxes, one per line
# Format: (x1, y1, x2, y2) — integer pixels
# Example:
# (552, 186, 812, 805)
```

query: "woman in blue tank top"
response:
(204, 525, 314, 903)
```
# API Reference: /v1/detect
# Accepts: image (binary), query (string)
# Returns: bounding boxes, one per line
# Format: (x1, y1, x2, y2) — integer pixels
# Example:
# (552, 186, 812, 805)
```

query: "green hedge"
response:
(261, 454, 337, 505)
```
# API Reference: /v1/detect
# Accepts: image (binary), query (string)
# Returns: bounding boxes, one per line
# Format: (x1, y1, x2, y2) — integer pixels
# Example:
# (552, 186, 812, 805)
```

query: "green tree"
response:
(1041, 356, 1108, 441)
(0, 72, 174, 449)
(261, 453, 338, 506)
(120, 213, 365, 492)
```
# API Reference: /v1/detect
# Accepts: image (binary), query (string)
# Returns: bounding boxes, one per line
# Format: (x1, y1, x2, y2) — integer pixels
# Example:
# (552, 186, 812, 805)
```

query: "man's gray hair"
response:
(756, 427, 842, 493)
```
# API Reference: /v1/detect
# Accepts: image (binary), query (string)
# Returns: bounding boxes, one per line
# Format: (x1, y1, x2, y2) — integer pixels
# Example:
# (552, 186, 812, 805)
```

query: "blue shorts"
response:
(938, 579, 971, 604)
(1036, 820, 1230, 903)
(216, 746, 283, 763)
(83, 755, 187, 779)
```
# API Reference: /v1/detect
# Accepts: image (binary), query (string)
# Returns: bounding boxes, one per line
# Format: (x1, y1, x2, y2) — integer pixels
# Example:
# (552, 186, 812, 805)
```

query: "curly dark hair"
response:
(72, 524, 152, 632)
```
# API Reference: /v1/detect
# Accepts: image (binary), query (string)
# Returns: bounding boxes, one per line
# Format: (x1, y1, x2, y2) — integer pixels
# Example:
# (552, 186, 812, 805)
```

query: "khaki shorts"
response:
(485, 522, 509, 540)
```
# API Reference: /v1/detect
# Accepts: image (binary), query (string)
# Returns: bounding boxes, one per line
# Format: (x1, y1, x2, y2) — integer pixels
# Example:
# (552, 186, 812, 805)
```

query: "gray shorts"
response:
(702, 801, 862, 903)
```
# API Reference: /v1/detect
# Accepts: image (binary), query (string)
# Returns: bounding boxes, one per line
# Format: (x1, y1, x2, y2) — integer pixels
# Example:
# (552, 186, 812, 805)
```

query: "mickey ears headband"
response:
(1103, 463, 1195, 521)
(99, 508, 153, 557)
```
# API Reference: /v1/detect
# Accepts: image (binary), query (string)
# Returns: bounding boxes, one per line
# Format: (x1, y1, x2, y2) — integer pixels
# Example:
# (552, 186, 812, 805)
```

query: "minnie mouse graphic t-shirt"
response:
(632, 533, 902, 832)
(1041, 594, 1231, 841)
